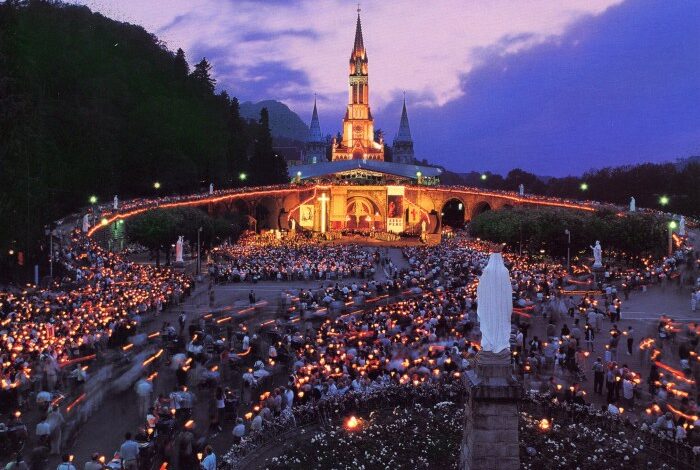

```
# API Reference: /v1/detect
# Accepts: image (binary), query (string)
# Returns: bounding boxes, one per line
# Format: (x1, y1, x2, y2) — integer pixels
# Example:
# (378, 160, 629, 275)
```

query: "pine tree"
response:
(190, 58, 215, 93)
(227, 97, 250, 185)
(252, 108, 275, 185)
(173, 48, 189, 77)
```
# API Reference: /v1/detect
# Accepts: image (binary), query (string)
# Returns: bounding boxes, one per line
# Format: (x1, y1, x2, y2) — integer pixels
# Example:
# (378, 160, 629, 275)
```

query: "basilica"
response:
(295, 10, 441, 186)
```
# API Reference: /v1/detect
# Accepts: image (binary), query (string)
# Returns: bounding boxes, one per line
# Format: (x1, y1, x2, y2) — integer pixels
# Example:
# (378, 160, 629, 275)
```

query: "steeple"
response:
(332, 7, 383, 162)
(395, 95, 412, 142)
(392, 94, 415, 164)
(351, 10, 365, 61)
(308, 96, 323, 143)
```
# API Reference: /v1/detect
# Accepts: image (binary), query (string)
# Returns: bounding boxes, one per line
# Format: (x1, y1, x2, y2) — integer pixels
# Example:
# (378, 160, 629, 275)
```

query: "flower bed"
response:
(220, 383, 698, 469)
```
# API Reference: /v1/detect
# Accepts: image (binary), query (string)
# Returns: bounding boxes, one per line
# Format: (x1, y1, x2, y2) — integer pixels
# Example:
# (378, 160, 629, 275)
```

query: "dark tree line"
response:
(463, 163, 700, 218)
(469, 207, 669, 259)
(0, 1, 287, 279)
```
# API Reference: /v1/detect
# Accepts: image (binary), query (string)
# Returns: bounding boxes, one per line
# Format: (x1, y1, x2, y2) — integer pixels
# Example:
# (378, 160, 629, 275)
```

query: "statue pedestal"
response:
(592, 265, 605, 286)
(460, 350, 522, 470)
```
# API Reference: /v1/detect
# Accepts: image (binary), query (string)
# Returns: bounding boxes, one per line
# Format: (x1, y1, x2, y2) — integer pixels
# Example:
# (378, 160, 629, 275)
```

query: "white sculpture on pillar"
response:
(82, 214, 90, 233)
(679, 216, 686, 236)
(291, 219, 296, 231)
(476, 253, 513, 354)
(590, 241, 603, 268)
(113, 195, 119, 210)
(629, 197, 635, 212)
(318, 193, 329, 234)
(518, 184, 524, 196)
(175, 236, 184, 263)
(421, 220, 427, 234)
(209, 183, 214, 195)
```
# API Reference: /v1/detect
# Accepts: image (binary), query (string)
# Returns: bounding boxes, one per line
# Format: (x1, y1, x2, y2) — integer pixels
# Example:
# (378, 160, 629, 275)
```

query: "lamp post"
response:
(44, 224, 55, 279)
(197, 226, 203, 276)
(564, 229, 571, 272)
(89, 195, 97, 225)
(580, 182, 588, 191)
(659, 195, 669, 207)
(668, 220, 677, 256)
(416, 171, 422, 185)
(239, 173, 247, 184)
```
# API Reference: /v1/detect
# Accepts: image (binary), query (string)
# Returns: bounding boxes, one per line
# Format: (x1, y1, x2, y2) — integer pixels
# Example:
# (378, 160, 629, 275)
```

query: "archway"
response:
(346, 196, 383, 231)
(441, 198, 466, 229)
(471, 201, 492, 220)
(253, 197, 278, 230)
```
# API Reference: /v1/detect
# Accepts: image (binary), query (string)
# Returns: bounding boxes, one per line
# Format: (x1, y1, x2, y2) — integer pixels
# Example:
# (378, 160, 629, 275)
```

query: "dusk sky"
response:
(73, 0, 700, 176)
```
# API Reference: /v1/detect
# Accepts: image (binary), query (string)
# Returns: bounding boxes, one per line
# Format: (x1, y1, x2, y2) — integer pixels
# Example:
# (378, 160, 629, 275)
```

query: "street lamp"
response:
(196, 226, 203, 277)
(659, 195, 669, 206)
(480, 174, 487, 181)
(153, 181, 161, 190)
(44, 224, 56, 279)
(580, 183, 588, 191)
(239, 173, 247, 181)
(564, 229, 571, 272)
(89, 195, 97, 226)
(296, 171, 302, 183)
(668, 220, 677, 256)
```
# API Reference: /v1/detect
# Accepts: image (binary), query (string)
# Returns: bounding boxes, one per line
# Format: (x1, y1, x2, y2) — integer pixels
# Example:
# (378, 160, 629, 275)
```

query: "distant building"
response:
(392, 97, 415, 164)
(273, 146, 303, 167)
(294, 9, 437, 186)
(330, 11, 385, 162)
(303, 98, 326, 164)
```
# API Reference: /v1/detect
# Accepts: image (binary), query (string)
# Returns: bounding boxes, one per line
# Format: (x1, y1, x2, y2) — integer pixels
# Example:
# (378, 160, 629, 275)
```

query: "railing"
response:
(521, 395, 699, 469)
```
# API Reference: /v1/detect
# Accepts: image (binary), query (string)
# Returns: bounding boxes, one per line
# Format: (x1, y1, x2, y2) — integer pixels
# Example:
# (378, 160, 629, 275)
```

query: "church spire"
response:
(396, 94, 412, 142)
(350, 9, 366, 63)
(308, 95, 322, 143)
(392, 93, 415, 164)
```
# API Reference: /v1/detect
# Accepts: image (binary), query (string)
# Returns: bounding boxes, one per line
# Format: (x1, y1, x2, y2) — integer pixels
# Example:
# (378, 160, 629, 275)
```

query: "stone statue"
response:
(175, 236, 184, 263)
(421, 220, 427, 233)
(679, 216, 686, 236)
(113, 195, 119, 210)
(629, 197, 635, 212)
(82, 214, 90, 233)
(209, 183, 214, 195)
(590, 240, 603, 268)
(518, 184, 524, 196)
(291, 219, 296, 231)
(476, 253, 513, 354)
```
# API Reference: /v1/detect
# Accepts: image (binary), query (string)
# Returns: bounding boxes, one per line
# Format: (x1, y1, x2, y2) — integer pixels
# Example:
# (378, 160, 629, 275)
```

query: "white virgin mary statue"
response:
(590, 241, 603, 268)
(82, 214, 90, 233)
(175, 236, 184, 263)
(476, 253, 513, 354)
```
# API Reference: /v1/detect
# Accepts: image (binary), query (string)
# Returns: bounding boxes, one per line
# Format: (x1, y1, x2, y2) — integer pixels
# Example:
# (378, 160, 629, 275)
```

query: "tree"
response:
(252, 108, 288, 185)
(125, 209, 179, 266)
(190, 57, 215, 93)
(227, 97, 250, 184)
(173, 48, 189, 77)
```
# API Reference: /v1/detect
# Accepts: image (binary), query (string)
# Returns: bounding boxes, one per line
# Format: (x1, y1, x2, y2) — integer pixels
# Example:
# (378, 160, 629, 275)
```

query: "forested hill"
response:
(0, 0, 288, 275)
(240, 100, 309, 142)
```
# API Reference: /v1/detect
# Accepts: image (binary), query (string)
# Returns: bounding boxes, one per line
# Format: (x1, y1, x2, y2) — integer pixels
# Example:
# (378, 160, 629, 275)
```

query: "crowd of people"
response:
(0, 228, 193, 468)
(209, 234, 377, 283)
(3, 218, 699, 468)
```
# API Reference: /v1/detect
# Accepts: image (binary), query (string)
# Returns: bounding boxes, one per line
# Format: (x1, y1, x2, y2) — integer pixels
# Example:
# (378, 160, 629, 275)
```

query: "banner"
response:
(299, 204, 315, 228)
(386, 186, 405, 233)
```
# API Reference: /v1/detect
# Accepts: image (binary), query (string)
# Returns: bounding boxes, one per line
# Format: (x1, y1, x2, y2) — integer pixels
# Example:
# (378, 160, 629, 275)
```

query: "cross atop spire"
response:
(351, 8, 365, 60)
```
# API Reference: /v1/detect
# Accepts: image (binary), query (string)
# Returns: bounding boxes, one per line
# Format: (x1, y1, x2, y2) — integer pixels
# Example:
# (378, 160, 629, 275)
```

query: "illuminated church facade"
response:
(331, 12, 384, 162)
(299, 10, 432, 184)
